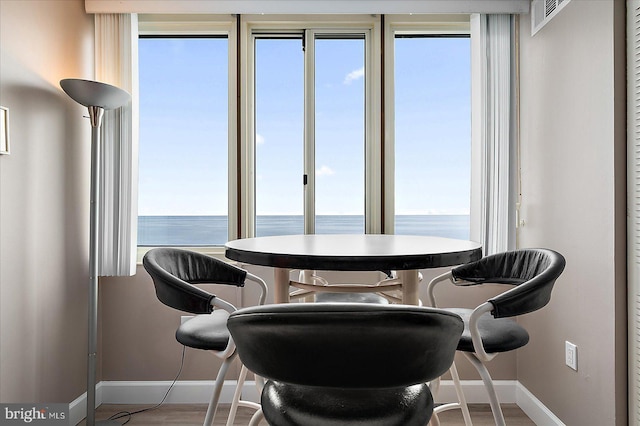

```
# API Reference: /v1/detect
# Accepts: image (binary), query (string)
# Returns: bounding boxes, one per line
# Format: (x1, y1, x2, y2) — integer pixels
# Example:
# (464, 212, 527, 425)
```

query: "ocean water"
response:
(138, 215, 470, 246)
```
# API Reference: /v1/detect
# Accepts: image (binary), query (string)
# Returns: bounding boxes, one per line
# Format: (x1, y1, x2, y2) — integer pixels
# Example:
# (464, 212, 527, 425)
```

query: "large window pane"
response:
(394, 36, 471, 239)
(138, 37, 228, 246)
(254, 37, 305, 236)
(315, 36, 365, 234)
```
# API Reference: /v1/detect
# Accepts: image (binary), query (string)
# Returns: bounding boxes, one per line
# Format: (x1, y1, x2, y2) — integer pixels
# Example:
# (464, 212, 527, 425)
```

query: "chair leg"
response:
(203, 356, 234, 426)
(450, 361, 473, 426)
(463, 352, 506, 426)
(428, 377, 441, 426)
(429, 375, 441, 397)
(248, 408, 265, 426)
(431, 362, 473, 426)
(226, 364, 251, 426)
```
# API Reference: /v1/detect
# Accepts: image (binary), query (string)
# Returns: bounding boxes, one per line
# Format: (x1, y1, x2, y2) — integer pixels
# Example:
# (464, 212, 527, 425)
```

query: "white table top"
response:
(225, 234, 482, 271)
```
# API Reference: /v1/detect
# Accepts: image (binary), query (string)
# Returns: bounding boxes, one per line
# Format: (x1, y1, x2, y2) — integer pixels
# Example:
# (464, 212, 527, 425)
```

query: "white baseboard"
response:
(68, 380, 259, 425)
(434, 379, 517, 404)
(100, 380, 261, 405)
(516, 382, 566, 426)
(69, 384, 104, 426)
(98, 379, 516, 405)
(69, 380, 563, 426)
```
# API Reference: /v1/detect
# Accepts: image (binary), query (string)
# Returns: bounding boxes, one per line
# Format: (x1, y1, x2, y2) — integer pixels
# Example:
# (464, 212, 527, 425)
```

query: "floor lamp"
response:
(60, 79, 131, 426)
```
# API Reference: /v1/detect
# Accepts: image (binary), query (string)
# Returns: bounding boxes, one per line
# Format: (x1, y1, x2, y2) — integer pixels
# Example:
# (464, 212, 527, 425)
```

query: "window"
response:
(314, 35, 366, 234)
(252, 30, 368, 236)
(136, 15, 472, 250)
(254, 36, 305, 236)
(137, 35, 229, 246)
(393, 35, 471, 239)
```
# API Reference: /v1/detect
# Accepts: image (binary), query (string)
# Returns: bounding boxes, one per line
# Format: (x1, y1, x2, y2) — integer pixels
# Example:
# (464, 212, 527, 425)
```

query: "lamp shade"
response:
(60, 78, 130, 110)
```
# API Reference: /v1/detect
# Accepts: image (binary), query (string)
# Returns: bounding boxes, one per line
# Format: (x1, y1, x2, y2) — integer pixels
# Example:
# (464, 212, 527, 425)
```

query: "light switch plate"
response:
(565, 341, 577, 370)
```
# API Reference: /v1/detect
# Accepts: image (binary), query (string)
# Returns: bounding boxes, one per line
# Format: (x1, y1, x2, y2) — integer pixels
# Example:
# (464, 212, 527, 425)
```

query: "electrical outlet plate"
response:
(565, 341, 577, 370)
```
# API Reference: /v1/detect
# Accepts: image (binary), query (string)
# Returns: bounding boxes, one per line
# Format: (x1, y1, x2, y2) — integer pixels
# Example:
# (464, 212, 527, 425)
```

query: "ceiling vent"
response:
(531, 0, 572, 36)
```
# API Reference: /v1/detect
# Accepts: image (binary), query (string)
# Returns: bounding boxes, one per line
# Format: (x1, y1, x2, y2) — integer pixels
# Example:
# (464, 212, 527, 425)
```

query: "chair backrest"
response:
(227, 303, 463, 389)
(143, 247, 248, 314)
(451, 248, 566, 318)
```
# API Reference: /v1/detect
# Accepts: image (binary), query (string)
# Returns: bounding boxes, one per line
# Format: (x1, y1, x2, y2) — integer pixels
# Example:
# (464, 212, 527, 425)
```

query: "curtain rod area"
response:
(86, 0, 529, 15)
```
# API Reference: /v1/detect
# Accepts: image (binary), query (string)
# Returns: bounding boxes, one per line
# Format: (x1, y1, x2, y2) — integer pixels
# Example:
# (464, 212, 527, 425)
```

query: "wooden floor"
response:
(88, 403, 536, 425)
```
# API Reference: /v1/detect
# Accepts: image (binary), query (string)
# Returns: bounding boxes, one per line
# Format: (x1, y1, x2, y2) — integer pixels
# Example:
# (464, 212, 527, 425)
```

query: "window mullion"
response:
(228, 15, 240, 240)
(240, 18, 256, 238)
(383, 18, 396, 235)
(365, 24, 382, 234)
(304, 29, 316, 234)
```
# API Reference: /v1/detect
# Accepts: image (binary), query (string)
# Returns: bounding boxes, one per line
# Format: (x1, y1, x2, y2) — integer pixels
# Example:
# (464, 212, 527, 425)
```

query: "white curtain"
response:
(471, 14, 516, 255)
(94, 14, 139, 276)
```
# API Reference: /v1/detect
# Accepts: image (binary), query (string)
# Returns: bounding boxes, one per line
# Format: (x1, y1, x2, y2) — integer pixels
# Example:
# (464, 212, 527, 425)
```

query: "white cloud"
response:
(316, 165, 335, 177)
(256, 134, 265, 145)
(343, 67, 364, 85)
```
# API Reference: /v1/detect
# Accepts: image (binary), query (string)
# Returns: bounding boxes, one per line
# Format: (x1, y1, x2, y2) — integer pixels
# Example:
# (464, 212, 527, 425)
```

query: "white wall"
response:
(518, 1, 626, 424)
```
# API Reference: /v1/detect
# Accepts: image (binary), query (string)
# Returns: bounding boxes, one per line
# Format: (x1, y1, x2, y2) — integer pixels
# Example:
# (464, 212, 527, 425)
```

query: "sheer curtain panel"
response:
(94, 14, 139, 276)
(470, 14, 516, 256)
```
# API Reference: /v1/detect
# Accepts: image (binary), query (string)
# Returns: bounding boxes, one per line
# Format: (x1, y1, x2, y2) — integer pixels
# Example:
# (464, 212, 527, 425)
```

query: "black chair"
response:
(227, 303, 464, 426)
(427, 248, 566, 426)
(142, 248, 268, 426)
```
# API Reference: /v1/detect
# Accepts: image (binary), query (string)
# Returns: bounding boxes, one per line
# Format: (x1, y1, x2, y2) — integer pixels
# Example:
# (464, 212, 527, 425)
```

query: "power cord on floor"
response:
(107, 345, 186, 425)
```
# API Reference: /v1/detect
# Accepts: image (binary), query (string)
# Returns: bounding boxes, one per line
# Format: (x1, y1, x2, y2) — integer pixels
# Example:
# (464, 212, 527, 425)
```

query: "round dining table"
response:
(225, 234, 482, 305)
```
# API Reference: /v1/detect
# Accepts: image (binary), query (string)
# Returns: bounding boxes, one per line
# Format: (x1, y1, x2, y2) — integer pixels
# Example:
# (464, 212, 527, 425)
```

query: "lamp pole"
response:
(61, 79, 130, 426)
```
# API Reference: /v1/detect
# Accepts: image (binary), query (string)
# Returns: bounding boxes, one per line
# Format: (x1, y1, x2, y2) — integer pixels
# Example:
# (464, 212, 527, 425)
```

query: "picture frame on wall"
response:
(0, 106, 9, 155)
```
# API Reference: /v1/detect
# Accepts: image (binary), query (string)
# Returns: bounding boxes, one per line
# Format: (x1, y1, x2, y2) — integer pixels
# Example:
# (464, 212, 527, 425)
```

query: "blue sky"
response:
(138, 35, 470, 217)
(255, 37, 366, 215)
(138, 37, 228, 216)
(394, 37, 471, 215)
